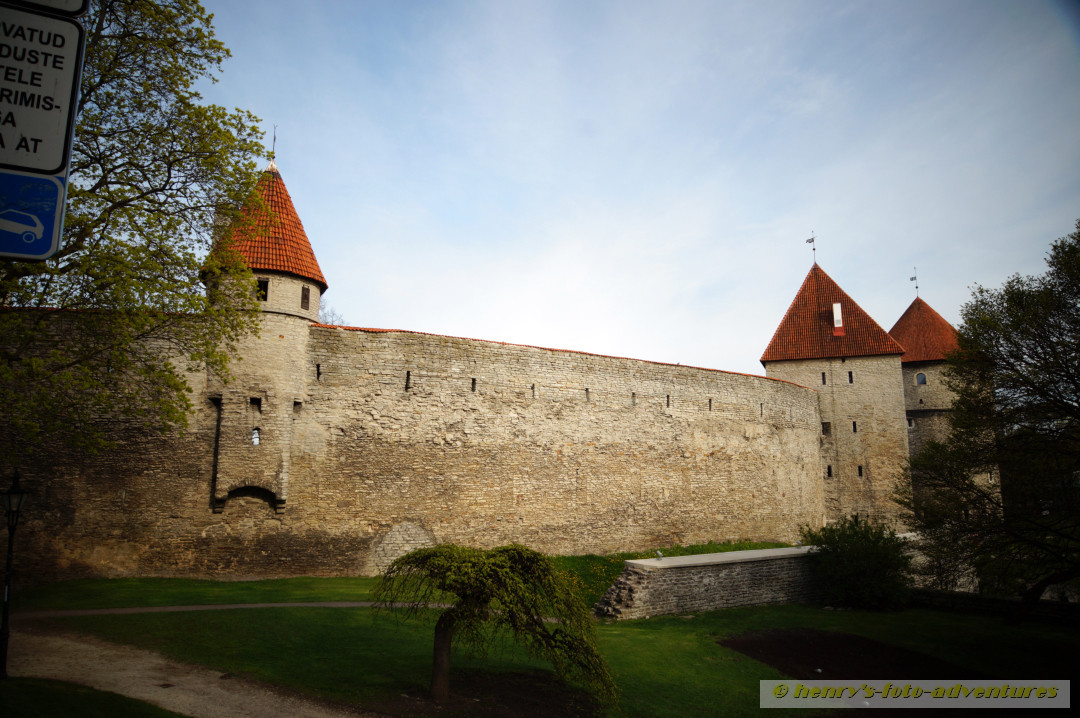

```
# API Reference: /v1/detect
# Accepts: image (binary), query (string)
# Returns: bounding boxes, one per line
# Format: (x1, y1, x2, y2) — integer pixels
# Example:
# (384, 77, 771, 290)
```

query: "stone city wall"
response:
(17, 321, 826, 581)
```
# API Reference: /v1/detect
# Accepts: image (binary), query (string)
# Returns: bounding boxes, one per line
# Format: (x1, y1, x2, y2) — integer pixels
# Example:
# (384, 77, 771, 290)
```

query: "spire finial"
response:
(910, 266, 919, 296)
(805, 231, 816, 262)
(271, 124, 277, 159)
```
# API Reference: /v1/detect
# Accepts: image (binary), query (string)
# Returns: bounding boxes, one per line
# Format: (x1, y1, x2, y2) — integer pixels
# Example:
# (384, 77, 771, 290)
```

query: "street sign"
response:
(14, 1, 87, 16)
(0, 2, 85, 174)
(0, 166, 64, 259)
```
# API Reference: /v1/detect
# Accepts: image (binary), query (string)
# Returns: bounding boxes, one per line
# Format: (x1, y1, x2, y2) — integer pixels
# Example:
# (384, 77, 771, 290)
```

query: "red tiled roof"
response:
(888, 296, 958, 363)
(226, 162, 327, 290)
(761, 264, 905, 363)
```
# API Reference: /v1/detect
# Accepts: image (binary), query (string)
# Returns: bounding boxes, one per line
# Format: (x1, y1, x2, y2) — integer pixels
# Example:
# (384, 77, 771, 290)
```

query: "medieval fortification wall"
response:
(21, 314, 826, 580)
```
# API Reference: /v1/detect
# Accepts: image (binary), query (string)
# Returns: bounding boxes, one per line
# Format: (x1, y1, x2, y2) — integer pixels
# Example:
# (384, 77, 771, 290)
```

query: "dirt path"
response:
(9, 626, 386, 718)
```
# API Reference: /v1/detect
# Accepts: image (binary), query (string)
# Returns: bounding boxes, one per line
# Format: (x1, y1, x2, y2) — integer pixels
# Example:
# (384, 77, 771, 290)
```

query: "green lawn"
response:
(15, 540, 783, 613)
(10, 544, 1075, 717)
(24, 603, 1074, 718)
(14, 576, 381, 611)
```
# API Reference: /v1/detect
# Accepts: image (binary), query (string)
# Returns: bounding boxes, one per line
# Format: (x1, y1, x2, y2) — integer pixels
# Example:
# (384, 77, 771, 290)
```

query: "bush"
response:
(800, 516, 913, 609)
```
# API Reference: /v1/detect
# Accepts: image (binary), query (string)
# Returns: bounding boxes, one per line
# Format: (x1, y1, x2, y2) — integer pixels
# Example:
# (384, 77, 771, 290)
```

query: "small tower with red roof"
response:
(761, 264, 910, 524)
(206, 160, 327, 514)
(227, 158, 328, 322)
(888, 297, 959, 458)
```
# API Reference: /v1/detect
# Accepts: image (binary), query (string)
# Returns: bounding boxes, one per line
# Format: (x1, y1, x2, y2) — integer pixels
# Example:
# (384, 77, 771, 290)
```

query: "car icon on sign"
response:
(0, 209, 45, 243)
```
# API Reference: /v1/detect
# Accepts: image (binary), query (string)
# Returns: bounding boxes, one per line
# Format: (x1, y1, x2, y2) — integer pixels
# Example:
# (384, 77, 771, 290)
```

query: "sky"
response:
(199, 0, 1080, 376)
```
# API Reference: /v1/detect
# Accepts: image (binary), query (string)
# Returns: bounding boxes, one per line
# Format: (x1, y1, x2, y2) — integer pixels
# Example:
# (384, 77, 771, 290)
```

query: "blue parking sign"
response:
(0, 169, 66, 260)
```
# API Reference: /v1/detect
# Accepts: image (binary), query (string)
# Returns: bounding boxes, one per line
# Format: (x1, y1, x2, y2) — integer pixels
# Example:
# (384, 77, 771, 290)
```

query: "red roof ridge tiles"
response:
(226, 162, 327, 290)
(761, 263, 905, 364)
(888, 296, 958, 363)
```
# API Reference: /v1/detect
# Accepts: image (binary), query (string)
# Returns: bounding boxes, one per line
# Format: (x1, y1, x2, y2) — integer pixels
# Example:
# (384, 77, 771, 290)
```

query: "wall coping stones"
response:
(625, 546, 811, 570)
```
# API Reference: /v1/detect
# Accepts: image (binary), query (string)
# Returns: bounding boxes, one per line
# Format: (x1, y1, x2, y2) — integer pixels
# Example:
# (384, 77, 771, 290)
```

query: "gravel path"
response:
(9, 626, 387, 718)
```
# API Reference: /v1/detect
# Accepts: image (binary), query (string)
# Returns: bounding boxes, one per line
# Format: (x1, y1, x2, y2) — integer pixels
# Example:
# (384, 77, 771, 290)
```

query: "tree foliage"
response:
(0, 0, 265, 468)
(800, 515, 913, 609)
(375, 544, 617, 704)
(898, 219, 1080, 604)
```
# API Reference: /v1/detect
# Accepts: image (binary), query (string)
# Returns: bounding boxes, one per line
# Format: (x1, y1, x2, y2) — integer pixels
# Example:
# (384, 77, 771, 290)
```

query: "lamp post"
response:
(1, 470, 28, 680)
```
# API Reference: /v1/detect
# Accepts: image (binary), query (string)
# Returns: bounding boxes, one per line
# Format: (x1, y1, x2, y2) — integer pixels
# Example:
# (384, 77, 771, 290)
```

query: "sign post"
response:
(0, 0, 85, 260)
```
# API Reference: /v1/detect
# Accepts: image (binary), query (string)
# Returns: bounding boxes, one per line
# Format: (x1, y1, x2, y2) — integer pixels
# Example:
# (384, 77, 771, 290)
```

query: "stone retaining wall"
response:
(594, 547, 820, 619)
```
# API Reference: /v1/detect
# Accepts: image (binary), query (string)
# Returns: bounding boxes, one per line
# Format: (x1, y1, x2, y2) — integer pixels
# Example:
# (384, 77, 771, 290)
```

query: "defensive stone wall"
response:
(594, 547, 821, 619)
(17, 322, 826, 581)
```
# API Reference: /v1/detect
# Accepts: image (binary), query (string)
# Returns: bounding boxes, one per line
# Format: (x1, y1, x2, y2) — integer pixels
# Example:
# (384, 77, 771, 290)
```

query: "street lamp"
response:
(1, 470, 28, 680)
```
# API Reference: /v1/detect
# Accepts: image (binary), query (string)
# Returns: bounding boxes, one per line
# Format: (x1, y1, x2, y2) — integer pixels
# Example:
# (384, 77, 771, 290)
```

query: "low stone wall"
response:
(594, 547, 820, 619)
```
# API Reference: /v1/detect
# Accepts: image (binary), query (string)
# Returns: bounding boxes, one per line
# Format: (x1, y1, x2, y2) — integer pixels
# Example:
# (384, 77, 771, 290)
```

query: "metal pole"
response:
(0, 518, 14, 680)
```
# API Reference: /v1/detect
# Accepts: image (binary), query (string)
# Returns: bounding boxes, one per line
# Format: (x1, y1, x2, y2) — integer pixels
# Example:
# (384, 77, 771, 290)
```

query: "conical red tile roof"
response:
(888, 296, 958, 363)
(227, 160, 327, 290)
(761, 264, 905, 363)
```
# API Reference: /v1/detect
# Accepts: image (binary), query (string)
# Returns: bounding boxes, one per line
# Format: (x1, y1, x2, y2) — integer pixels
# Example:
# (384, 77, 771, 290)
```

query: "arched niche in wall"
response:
(211, 485, 286, 514)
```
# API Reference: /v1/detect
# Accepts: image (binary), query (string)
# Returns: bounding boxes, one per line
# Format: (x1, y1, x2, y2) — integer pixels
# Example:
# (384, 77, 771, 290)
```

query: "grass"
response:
(11, 541, 1075, 717)
(15, 539, 783, 613)
(0, 678, 188, 718)
(24, 603, 1075, 718)
(14, 575, 381, 611)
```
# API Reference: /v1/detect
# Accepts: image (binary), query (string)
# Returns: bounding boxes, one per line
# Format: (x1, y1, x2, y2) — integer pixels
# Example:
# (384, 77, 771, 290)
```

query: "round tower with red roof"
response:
(206, 160, 328, 514)
(889, 296, 960, 458)
(227, 159, 328, 323)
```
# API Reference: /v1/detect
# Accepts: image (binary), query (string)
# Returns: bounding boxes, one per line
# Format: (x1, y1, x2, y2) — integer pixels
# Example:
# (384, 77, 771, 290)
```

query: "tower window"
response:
(858, 465, 864, 477)
(907, 418, 914, 429)
(916, 373, 927, 385)
(821, 422, 831, 435)
(252, 427, 261, 445)
(256, 279, 269, 301)
(821, 372, 827, 385)
(852, 421, 858, 433)
(301, 285, 310, 310)
(471, 378, 477, 392)
(848, 371, 853, 384)
(826, 465, 833, 478)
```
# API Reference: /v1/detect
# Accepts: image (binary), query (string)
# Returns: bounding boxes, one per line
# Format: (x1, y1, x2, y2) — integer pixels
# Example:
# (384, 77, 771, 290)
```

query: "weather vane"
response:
(271, 124, 277, 159)
(910, 266, 919, 296)
(806, 231, 816, 261)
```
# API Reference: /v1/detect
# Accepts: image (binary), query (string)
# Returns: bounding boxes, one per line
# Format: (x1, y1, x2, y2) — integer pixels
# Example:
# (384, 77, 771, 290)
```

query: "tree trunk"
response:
(431, 610, 455, 701)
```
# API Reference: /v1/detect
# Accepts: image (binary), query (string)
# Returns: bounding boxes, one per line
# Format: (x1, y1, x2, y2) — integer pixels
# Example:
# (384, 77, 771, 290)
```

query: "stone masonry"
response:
(594, 547, 822, 619)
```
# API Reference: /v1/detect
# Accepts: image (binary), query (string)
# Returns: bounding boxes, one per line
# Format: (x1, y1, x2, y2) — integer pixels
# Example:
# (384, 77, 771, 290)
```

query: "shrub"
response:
(800, 516, 913, 609)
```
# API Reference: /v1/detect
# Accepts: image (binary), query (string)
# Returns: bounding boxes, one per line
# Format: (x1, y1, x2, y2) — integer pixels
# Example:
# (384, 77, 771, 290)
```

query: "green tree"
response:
(800, 515, 913, 609)
(899, 219, 1080, 607)
(375, 544, 617, 705)
(0, 0, 265, 468)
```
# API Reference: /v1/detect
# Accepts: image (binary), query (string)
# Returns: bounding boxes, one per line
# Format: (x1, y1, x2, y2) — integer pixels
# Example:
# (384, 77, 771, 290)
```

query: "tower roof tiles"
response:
(761, 264, 905, 364)
(226, 160, 327, 291)
(888, 296, 958, 363)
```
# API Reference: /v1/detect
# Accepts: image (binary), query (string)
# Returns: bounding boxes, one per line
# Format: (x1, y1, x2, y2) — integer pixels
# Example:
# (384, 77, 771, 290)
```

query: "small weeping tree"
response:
(375, 543, 617, 705)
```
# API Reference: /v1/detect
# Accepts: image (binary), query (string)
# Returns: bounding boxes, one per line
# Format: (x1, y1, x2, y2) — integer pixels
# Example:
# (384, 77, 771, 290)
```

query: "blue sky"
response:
(200, 0, 1080, 376)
